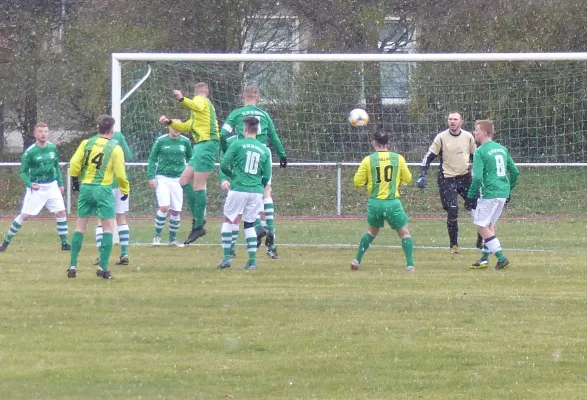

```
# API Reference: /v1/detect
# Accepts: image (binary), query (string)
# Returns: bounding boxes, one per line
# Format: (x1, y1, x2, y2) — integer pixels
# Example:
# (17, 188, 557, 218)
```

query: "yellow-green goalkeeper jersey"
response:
(69, 135, 130, 195)
(170, 95, 220, 143)
(147, 134, 192, 179)
(220, 105, 286, 158)
(220, 137, 272, 194)
(467, 140, 519, 199)
(20, 142, 64, 188)
(354, 151, 412, 200)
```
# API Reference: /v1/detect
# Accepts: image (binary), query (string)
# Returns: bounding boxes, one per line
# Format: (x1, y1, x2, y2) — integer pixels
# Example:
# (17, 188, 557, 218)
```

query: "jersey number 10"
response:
(245, 151, 260, 174)
(375, 165, 393, 183)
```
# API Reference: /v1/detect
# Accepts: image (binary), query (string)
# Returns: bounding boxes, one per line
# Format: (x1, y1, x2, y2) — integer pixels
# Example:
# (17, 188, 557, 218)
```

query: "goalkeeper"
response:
(220, 85, 287, 259)
(159, 82, 220, 245)
(416, 112, 478, 254)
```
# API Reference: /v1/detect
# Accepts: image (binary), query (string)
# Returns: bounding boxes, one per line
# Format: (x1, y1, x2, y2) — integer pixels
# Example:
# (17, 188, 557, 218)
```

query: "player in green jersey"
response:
(0, 123, 70, 252)
(219, 134, 240, 258)
(217, 117, 272, 270)
(67, 115, 130, 280)
(467, 120, 520, 270)
(351, 130, 415, 271)
(94, 129, 134, 266)
(148, 123, 192, 245)
(220, 86, 286, 259)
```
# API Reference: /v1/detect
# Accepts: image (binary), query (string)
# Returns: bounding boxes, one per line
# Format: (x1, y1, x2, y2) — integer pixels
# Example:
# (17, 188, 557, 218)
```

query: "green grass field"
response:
(1, 219, 586, 399)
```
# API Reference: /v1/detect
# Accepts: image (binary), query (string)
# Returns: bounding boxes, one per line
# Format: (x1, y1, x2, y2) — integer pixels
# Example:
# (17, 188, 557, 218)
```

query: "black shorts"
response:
(438, 173, 476, 212)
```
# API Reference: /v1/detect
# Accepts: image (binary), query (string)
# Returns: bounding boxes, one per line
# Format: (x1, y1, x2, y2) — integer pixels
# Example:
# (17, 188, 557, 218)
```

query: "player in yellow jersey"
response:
(159, 82, 220, 245)
(351, 130, 415, 271)
(66, 115, 130, 280)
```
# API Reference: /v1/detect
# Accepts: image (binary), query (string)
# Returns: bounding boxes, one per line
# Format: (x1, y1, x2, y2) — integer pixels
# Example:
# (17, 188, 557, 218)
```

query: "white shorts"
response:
(21, 181, 65, 215)
(155, 175, 183, 211)
(112, 188, 129, 214)
(223, 190, 263, 223)
(473, 198, 507, 227)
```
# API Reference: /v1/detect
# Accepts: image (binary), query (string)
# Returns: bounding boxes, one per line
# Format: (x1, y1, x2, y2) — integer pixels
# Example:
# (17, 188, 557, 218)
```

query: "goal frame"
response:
(111, 52, 587, 132)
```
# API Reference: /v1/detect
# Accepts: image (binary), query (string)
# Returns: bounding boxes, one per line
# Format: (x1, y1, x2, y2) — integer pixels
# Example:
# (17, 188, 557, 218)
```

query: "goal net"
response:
(112, 53, 587, 223)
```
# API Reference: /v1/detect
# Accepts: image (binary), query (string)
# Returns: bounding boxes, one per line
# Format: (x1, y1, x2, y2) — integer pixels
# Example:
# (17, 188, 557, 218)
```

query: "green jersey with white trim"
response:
(20, 142, 64, 188)
(220, 105, 286, 158)
(468, 140, 519, 199)
(220, 137, 271, 194)
(147, 134, 192, 179)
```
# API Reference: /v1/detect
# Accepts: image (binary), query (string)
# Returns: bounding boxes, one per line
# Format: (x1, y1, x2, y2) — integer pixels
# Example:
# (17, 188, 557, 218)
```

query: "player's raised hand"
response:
(173, 90, 183, 101)
(280, 157, 287, 168)
(220, 180, 230, 192)
(159, 115, 171, 125)
(148, 179, 157, 189)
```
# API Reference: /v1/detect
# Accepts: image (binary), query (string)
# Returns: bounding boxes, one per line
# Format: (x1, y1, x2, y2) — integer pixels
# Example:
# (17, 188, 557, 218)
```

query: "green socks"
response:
(99, 232, 113, 271)
(193, 189, 207, 228)
(401, 237, 415, 267)
(264, 199, 275, 233)
(355, 232, 375, 262)
(70, 231, 84, 268)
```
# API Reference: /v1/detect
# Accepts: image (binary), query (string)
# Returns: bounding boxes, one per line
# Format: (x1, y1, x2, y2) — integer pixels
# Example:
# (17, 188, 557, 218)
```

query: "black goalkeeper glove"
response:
(280, 157, 287, 168)
(416, 176, 427, 189)
(120, 194, 129, 201)
(71, 177, 80, 192)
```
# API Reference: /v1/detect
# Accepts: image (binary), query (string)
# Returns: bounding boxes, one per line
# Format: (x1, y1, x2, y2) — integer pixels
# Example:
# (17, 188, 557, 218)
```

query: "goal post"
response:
(110, 52, 587, 221)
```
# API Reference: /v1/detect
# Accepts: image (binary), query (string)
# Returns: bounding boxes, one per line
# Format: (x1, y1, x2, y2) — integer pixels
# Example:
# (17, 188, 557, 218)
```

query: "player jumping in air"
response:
(159, 82, 220, 245)
(467, 120, 519, 270)
(351, 130, 415, 272)
(0, 123, 70, 252)
(217, 117, 272, 270)
(220, 85, 287, 259)
(417, 112, 478, 254)
(67, 115, 130, 280)
(147, 123, 192, 245)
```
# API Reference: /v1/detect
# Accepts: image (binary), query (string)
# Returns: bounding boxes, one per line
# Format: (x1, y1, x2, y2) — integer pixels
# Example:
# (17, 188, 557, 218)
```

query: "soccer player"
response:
(467, 120, 519, 270)
(416, 112, 477, 254)
(147, 123, 192, 245)
(351, 130, 415, 271)
(94, 130, 134, 266)
(67, 115, 130, 280)
(0, 123, 70, 252)
(220, 85, 287, 259)
(159, 82, 219, 245)
(219, 134, 240, 258)
(217, 117, 272, 270)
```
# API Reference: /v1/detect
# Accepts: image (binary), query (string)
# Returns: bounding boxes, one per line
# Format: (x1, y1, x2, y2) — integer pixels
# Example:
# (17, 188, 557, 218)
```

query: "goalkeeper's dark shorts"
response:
(438, 172, 476, 212)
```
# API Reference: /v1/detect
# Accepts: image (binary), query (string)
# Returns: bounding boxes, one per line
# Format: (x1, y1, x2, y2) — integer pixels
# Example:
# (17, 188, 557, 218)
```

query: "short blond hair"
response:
(243, 85, 259, 98)
(34, 123, 48, 131)
(193, 82, 209, 95)
(476, 120, 495, 136)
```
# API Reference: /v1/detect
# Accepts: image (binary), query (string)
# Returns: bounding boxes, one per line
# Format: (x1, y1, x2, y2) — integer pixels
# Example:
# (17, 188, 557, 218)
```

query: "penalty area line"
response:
(130, 242, 555, 253)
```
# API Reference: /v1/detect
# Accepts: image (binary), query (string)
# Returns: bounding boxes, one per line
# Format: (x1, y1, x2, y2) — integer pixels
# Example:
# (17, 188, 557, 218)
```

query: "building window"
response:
(378, 18, 415, 104)
(242, 16, 300, 99)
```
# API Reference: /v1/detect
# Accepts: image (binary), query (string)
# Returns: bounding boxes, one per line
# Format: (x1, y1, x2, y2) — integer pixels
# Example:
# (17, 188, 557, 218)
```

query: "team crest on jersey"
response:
(180, 145, 185, 152)
(49, 152, 55, 159)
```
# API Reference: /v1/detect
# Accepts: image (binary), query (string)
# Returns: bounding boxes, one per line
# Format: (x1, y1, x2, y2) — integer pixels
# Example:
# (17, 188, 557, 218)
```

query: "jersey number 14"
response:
(85, 150, 104, 170)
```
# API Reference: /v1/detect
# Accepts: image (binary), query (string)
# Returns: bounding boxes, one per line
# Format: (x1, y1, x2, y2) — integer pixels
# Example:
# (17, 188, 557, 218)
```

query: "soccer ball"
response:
(348, 108, 369, 127)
